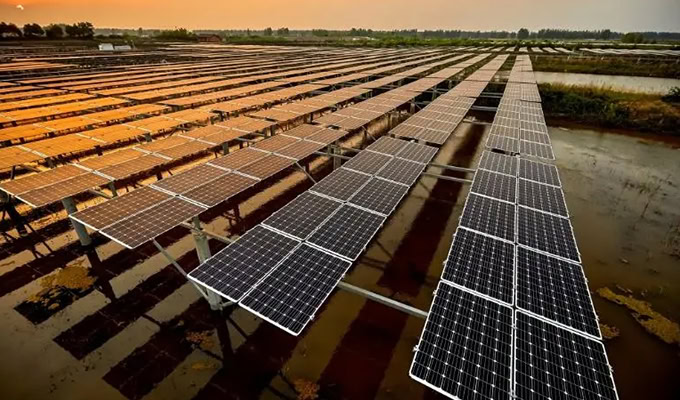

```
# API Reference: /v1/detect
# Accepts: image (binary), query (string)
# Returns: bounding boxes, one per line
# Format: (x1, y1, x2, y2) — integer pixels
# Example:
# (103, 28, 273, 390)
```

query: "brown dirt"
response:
(597, 287, 680, 346)
(600, 323, 621, 340)
(293, 378, 320, 400)
(27, 259, 95, 305)
(190, 361, 218, 370)
(186, 330, 215, 350)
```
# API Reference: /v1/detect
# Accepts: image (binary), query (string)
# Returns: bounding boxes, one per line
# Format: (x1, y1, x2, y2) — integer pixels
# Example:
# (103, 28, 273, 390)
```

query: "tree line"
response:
(0, 22, 94, 39)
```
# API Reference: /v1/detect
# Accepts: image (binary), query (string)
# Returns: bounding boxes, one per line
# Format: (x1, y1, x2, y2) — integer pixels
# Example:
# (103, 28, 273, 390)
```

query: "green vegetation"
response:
(154, 28, 196, 41)
(539, 84, 680, 136)
(532, 56, 680, 79)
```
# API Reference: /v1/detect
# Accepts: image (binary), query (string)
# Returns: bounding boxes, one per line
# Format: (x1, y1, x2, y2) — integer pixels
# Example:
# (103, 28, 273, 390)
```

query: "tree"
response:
(44, 24, 64, 39)
(276, 27, 289, 36)
(600, 29, 612, 40)
(23, 23, 45, 38)
(0, 22, 22, 38)
(263, 27, 273, 36)
(65, 22, 94, 39)
(517, 28, 529, 39)
(621, 32, 644, 44)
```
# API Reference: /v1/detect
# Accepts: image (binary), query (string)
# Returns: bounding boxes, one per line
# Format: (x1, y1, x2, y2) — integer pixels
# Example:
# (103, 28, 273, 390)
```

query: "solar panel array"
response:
(486, 56, 554, 160)
(190, 134, 439, 335)
(410, 57, 618, 400)
(390, 55, 506, 145)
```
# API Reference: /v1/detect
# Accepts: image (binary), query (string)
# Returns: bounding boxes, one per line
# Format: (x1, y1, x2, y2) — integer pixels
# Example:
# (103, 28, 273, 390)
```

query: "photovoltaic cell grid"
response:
(100, 197, 206, 249)
(410, 282, 513, 400)
(342, 150, 392, 175)
(348, 177, 409, 216)
(519, 158, 561, 187)
(459, 194, 515, 242)
(307, 204, 385, 261)
(263, 191, 342, 240)
(470, 169, 516, 203)
(239, 244, 351, 336)
(310, 167, 371, 201)
(377, 158, 426, 186)
(188, 225, 300, 302)
(518, 178, 568, 217)
(517, 206, 580, 263)
(516, 247, 600, 338)
(442, 228, 515, 305)
(70, 186, 171, 230)
(478, 151, 517, 176)
(515, 312, 617, 400)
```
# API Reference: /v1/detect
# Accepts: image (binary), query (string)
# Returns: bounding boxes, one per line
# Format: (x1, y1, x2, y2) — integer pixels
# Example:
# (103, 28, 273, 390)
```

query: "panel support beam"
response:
(152, 238, 228, 311)
(422, 172, 473, 184)
(337, 281, 428, 319)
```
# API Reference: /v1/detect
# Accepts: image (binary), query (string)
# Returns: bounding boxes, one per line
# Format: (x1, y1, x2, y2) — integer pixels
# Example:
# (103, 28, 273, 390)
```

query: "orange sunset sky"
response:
(1, 0, 679, 31)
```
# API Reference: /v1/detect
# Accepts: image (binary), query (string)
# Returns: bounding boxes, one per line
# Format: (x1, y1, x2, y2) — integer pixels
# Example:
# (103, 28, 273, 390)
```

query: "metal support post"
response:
(61, 196, 92, 247)
(222, 142, 229, 155)
(144, 132, 152, 143)
(332, 143, 341, 169)
(296, 162, 316, 184)
(336, 281, 428, 319)
(108, 182, 118, 197)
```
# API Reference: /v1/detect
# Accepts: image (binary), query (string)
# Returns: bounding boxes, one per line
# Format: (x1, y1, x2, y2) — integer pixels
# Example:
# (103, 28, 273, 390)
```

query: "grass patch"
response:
(532, 56, 680, 79)
(539, 83, 680, 135)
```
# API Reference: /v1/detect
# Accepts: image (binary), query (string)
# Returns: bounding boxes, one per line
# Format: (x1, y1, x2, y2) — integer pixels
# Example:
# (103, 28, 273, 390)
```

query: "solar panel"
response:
(343, 150, 392, 175)
(306, 128, 347, 145)
(310, 167, 371, 201)
(208, 147, 268, 171)
(470, 169, 516, 203)
(365, 136, 407, 156)
(520, 140, 554, 160)
(478, 151, 517, 176)
(237, 154, 296, 180)
(459, 194, 516, 242)
(486, 135, 519, 154)
(514, 311, 618, 400)
(410, 281, 513, 400)
(18, 173, 111, 208)
(441, 228, 515, 305)
(519, 158, 561, 187)
(181, 172, 258, 208)
(517, 206, 580, 263)
(275, 140, 325, 160)
(188, 225, 300, 302)
(396, 142, 438, 164)
(263, 192, 342, 240)
(518, 178, 568, 217)
(376, 158, 426, 186)
(239, 244, 351, 336)
(100, 197, 206, 249)
(516, 247, 600, 338)
(307, 204, 385, 261)
(152, 164, 227, 195)
(70, 186, 171, 230)
(348, 177, 410, 216)
(282, 124, 325, 139)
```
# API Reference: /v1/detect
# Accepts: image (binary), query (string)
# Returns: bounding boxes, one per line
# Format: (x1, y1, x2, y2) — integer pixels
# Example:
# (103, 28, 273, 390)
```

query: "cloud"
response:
(16, 4, 24, 10)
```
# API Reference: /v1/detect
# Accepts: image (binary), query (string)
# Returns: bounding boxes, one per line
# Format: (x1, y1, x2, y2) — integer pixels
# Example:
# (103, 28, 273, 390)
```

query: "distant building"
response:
(98, 43, 114, 51)
(198, 34, 222, 43)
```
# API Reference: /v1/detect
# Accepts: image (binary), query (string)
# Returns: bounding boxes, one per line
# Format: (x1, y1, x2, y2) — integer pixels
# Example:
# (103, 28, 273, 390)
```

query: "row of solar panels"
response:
(188, 136, 439, 335)
(184, 55, 504, 336)
(409, 57, 618, 400)
(0, 53, 471, 208)
(65, 54, 487, 247)
(389, 55, 509, 145)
